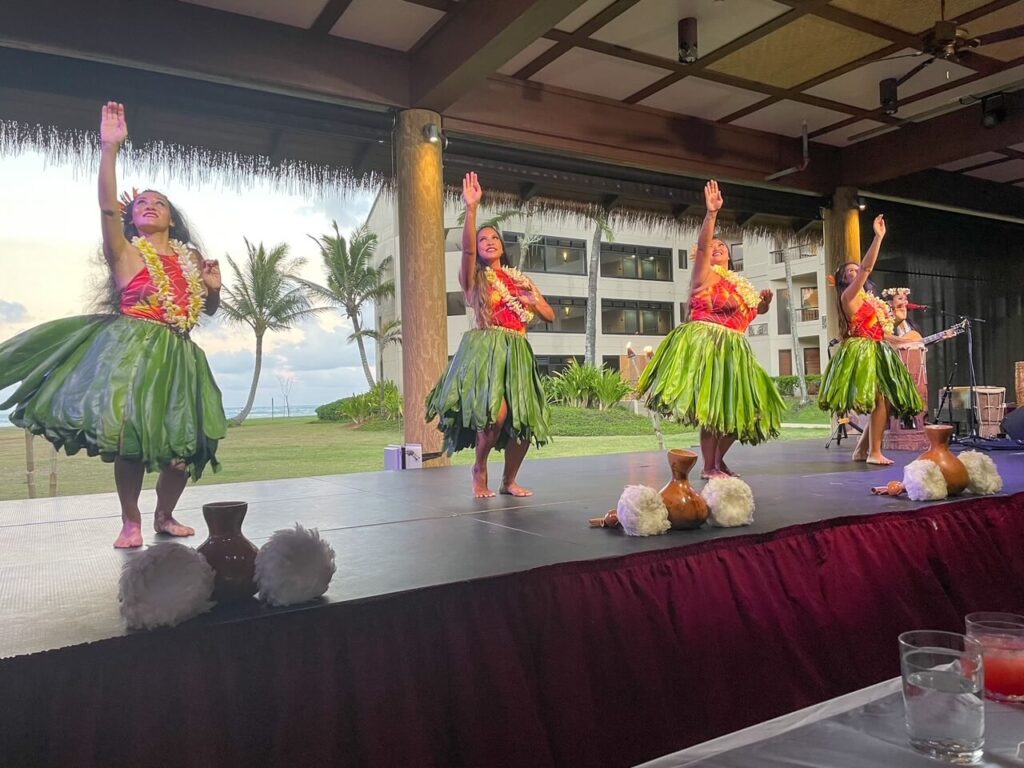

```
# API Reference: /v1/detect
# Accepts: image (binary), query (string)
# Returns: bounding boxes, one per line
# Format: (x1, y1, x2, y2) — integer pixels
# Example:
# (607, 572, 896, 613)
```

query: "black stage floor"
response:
(2, 438, 1022, 659)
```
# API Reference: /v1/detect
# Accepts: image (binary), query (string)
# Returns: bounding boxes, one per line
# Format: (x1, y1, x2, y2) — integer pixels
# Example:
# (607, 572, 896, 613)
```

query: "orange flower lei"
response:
(711, 265, 760, 312)
(859, 289, 895, 335)
(132, 236, 205, 334)
(484, 266, 534, 325)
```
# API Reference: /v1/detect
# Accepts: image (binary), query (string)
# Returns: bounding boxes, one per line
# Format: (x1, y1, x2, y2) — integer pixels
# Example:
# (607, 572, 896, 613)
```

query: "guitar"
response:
(896, 318, 967, 346)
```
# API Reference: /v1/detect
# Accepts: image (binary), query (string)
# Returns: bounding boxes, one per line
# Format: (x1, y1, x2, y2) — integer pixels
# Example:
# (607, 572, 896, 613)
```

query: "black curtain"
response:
(865, 201, 1024, 411)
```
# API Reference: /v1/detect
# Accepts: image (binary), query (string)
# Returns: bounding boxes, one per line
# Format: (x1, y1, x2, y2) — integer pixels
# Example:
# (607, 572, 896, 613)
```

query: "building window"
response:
(779, 349, 793, 376)
(729, 243, 744, 271)
(446, 291, 466, 317)
(678, 249, 688, 270)
(600, 243, 672, 281)
(601, 299, 673, 335)
(534, 355, 582, 377)
(747, 322, 768, 337)
(504, 232, 587, 275)
(601, 355, 621, 372)
(799, 286, 819, 322)
(803, 346, 821, 375)
(533, 296, 587, 333)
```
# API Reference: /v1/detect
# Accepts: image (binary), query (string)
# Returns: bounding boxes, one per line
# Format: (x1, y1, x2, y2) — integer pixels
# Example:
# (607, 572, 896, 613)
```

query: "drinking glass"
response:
(965, 612, 1024, 703)
(899, 630, 985, 765)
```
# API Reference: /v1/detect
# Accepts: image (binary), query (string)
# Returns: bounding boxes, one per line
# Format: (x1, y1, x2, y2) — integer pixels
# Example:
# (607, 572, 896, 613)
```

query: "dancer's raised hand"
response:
(462, 171, 482, 209)
(704, 179, 723, 213)
(872, 214, 886, 238)
(100, 102, 128, 148)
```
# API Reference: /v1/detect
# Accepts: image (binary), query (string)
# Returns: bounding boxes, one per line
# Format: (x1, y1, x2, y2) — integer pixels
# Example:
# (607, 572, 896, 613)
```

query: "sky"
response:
(0, 150, 381, 417)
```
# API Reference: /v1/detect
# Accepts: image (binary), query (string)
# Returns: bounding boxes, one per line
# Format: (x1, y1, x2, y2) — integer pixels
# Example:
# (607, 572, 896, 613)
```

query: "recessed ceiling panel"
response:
(639, 76, 769, 120)
(806, 49, 975, 110)
(729, 99, 854, 136)
(592, 0, 791, 60)
(331, 0, 443, 51)
(498, 39, 557, 76)
(937, 152, 1008, 170)
(555, 0, 617, 33)
(531, 47, 672, 100)
(813, 119, 894, 146)
(827, 0, 994, 35)
(898, 63, 1024, 119)
(181, 0, 325, 28)
(966, 1, 1024, 62)
(964, 158, 1024, 181)
(707, 16, 891, 88)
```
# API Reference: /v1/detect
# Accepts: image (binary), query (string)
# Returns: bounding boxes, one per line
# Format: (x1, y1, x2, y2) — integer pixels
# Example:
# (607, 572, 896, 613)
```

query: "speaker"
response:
(880, 78, 899, 115)
(1002, 406, 1024, 441)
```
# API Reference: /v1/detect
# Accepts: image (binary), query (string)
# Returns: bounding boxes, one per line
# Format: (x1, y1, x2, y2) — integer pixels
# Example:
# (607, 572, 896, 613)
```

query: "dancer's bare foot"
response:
(701, 469, 729, 480)
(499, 482, 533, 497)
(154, 516, 195, 537)
(472, 466, 495, 498)
(717, 461, 741, 478)
(866, 453, 894, 466)
(851, 451, 868, 462)
(114, 521, 143, 549)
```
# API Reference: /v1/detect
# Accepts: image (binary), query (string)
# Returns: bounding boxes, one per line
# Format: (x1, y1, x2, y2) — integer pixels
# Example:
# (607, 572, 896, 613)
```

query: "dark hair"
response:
(122, 190, 199, 248)
(475, 226, 511, 268)
(711, 238, 734, 270)
(833, 261, 878, 338)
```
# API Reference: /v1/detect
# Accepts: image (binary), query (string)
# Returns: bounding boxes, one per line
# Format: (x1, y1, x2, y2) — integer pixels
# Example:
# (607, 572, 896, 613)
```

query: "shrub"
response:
(593, 367, 633, 410)
(316, 380, 403, 424)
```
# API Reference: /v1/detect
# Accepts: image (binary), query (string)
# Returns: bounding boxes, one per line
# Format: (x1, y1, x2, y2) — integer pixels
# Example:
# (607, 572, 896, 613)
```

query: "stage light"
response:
(678, 18, 697, 64)
(857, 197, 867, 211)
(981, 93, 1006, 128)
(422, 123, 441, 143)
(879, 77, 898, 116)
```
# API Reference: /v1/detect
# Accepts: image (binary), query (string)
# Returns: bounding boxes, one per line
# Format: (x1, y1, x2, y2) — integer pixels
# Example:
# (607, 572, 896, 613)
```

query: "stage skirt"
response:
(0, 314, 226, 480)
(637, 320, 785, 445)
(818, 336, 924, 420)
(425, 327, 550, 454)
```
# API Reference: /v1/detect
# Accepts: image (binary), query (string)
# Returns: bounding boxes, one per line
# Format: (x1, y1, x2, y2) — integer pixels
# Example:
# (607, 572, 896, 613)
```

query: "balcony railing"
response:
(799, 307, 820, 322)
(771, 250, 817, 265)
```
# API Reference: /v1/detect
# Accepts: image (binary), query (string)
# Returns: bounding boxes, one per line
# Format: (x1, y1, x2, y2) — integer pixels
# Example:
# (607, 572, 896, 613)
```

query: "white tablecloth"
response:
(637, 678, 1024, 767)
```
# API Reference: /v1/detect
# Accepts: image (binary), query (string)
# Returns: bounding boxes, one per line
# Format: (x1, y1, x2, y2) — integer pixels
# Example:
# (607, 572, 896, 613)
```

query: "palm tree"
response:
(296, 223, 394, 389)
(219, 240, 315, 425)
(349, 319, 402, 384)
(585, 212, 614, 366)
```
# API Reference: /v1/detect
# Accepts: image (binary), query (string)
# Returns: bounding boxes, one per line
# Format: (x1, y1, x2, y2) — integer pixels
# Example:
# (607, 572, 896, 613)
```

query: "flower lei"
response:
(484, 266, 534, 325)
(859, 289, 895, 335)
(711, 264, 761, 312)
(132, 236, 205, 334)
(881, 287, 910, 299)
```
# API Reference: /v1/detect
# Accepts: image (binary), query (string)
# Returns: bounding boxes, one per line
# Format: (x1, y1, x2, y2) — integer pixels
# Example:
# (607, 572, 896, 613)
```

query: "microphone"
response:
(907, 302, 929, 310)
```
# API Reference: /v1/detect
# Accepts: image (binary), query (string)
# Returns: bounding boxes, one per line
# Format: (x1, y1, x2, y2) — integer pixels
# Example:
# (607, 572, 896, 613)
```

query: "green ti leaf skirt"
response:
(0, 314, 226, 480)
(818, 336, 924, 420)
(425, 328, 551, 455)
(637, 320, 785, 445)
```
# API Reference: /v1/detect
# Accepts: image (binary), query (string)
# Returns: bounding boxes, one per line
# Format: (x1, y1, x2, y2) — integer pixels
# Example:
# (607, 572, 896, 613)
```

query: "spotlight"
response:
(857, 197, 867, 211)
(981, 93, 1006, 129)
(879, 78, 898, 116)
(678, 17, 697, 64)
(422, 123, 441, 143)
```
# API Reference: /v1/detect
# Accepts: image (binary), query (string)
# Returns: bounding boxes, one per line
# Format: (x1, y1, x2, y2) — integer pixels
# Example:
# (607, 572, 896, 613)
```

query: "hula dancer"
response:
(0, 102, 227, 547)
(425, 172, 554, 498)
(638, 180, 784, 479)
(818, 215, 924, 465)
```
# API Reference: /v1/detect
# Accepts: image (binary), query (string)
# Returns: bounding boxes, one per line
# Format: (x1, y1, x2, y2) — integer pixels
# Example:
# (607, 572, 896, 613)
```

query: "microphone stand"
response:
(937, 309, 988, 447)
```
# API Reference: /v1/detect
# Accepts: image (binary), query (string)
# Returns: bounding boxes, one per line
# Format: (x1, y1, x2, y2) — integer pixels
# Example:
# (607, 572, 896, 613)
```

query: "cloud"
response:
(0, 300, 28, 323)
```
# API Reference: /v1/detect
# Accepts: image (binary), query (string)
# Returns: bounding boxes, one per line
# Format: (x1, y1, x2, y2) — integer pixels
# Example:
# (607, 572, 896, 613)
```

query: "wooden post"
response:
(396, 109, 449, 467)
(823, 186, 861, 346)
(23, 429, 36, 499)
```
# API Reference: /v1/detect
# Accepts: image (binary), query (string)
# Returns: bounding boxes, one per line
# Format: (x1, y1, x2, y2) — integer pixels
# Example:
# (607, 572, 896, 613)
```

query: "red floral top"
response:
(477, 267, 530, 333)
(689, 276, 758, 332)
(120, 255, 191, 325)
(846, 300, 884, 341)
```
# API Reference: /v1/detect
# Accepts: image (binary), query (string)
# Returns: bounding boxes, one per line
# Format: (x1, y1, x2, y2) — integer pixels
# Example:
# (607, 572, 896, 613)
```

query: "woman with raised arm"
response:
(818, 215, 923, 465)
(0, 102, 227, 547)
(638, 180, 784, 479)
(426, 172, 554, 498)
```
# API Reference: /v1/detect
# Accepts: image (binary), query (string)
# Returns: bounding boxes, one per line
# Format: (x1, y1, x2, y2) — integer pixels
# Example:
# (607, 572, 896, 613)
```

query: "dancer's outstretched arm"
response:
(690, 179, 723, 293)
(841, 214, 885, 307)
(458, 171, 482, 295)
(98, 102, 132, 275)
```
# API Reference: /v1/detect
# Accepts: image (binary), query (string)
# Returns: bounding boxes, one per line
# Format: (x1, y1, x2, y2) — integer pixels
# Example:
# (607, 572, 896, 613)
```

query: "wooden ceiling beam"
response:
(842, 92, 1024, 186)
(409, 0, 581, 111)
(863, 169, 1024, 221)
(0, 0, 409, 108)
(309, 0, 355, 34)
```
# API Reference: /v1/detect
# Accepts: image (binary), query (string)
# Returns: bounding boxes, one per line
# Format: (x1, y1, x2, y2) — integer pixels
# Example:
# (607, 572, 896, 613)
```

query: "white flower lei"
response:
(858, 289, 895, 335)
(881, 287, 910, 299)
(484, 266, 534, 325)
(711, 264, 760, 312)
(132, 236, 205, 334)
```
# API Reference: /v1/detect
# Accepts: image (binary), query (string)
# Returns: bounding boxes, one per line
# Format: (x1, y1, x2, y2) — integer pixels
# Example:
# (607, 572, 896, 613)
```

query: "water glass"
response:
(965, 612, 1024, 703)
(899, 630, 985, 765)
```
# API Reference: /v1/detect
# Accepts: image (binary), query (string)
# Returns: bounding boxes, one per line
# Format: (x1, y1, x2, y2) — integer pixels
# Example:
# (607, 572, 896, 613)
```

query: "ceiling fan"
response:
(878, 0, 1024, 115)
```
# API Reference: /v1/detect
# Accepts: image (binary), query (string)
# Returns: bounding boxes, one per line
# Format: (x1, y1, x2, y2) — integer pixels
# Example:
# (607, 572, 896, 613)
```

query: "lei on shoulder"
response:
(132, 236, 205, 334)
(484, 265, 535, 325)
(711, 264, 761, 312)
(858, 289, 895, 335)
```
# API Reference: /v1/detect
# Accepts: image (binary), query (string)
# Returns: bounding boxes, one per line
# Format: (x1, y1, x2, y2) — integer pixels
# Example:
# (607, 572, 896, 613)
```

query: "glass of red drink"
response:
(965, 612, 1024, 703)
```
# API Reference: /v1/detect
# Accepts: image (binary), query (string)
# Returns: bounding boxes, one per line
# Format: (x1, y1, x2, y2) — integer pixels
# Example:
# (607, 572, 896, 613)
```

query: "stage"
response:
(2, 438, 1024, 767)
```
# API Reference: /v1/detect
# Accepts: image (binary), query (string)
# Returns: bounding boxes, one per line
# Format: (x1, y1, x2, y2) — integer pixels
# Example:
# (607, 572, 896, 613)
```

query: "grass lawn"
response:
(0, 406, 829, 501)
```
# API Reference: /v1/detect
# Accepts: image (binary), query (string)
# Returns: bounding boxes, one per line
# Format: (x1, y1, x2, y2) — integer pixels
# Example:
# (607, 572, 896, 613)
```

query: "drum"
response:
(896, 345, 927, 394)
(975, 386, 1006, 438)
(1016, 361, 1024, 406)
